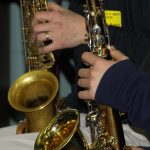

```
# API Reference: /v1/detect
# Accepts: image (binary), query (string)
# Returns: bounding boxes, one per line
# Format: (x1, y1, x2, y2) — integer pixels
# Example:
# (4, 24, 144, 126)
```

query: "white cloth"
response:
(0, 113, 150, 150)
(0, 126, 38, 150)
(123, 124, 150, 147)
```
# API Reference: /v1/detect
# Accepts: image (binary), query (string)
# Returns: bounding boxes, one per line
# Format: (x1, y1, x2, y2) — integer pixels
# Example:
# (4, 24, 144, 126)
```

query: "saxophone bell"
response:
(8, 70, 58, 133)
(8, 0, 58, 133)
(34, 109, 89, 150)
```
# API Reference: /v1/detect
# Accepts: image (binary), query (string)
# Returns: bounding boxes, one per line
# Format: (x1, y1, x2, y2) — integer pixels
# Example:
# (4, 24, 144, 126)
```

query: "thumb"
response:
(110, 45, 129, 61)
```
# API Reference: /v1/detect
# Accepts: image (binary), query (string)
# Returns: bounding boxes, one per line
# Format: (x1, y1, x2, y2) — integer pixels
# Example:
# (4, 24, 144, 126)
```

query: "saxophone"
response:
(84, 0, 131, 149)
(8, 0, 58, 133)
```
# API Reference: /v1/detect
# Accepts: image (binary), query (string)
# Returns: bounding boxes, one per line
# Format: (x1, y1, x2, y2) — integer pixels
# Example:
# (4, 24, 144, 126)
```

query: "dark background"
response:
(0, 0, 23, 127)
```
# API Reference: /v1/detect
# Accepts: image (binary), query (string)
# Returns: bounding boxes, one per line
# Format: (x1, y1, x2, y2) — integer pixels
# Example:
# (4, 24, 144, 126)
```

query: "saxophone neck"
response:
(20, 0, 55, 71)
(84, 0, 111, 58)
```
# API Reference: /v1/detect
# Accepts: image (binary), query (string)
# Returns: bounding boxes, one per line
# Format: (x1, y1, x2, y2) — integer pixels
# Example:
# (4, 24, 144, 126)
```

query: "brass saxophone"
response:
(8, 0, 58, 133)
(84, 0, 131, 149)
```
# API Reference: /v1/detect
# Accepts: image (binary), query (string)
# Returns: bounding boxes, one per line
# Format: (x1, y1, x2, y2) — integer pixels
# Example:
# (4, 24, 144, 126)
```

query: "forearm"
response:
(95, 59, 150, 135)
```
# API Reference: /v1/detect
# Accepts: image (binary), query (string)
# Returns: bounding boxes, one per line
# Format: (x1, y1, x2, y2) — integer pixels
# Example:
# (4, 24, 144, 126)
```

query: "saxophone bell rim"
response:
(34, 109, 80, 150)
(8, 70, 58, 113)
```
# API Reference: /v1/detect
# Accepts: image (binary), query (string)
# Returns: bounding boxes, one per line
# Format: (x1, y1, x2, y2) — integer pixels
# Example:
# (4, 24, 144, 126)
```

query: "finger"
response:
(78, 90, 93, 100)
(32, 22, 51, 33)
(110, 46, 129, 61)
(32, 11, 53, 27)
(39, 43, 53, 53)
(31, 32, 36, 42)
(78, 68, 90, 78)
(81, 52, 100, 66)
(36, 31, 52, 43)
(78, 78, 89, 88)
(47, 2, 64, 11)
(35, 22, 60, 41)
(39, 41, 61, 53)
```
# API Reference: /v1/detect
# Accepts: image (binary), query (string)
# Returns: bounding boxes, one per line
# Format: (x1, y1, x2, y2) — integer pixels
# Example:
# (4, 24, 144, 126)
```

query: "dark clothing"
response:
(63, 0, 150, 108)
(140, 147, 150, 150)
(70, 0, 150, 70)
(104, 0, 150, 70)
(62, 0, 150, 113)
(95, 59, 150, 137)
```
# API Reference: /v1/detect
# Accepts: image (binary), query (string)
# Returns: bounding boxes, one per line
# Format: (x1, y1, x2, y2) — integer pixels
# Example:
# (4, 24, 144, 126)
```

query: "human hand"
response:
(32, 2, 87, 53)
(77, 46, 129, 100)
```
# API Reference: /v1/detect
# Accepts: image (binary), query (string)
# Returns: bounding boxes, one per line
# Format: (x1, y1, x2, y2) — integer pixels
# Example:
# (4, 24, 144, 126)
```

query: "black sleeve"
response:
(95, 59, 150, 136)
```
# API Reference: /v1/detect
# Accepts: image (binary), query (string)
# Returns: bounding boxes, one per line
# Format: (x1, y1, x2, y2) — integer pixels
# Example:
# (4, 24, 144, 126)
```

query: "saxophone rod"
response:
(86, 100, 96, 143)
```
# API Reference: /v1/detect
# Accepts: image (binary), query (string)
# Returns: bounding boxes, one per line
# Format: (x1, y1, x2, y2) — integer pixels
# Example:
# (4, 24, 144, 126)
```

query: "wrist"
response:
(78, 16, 88, 45)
